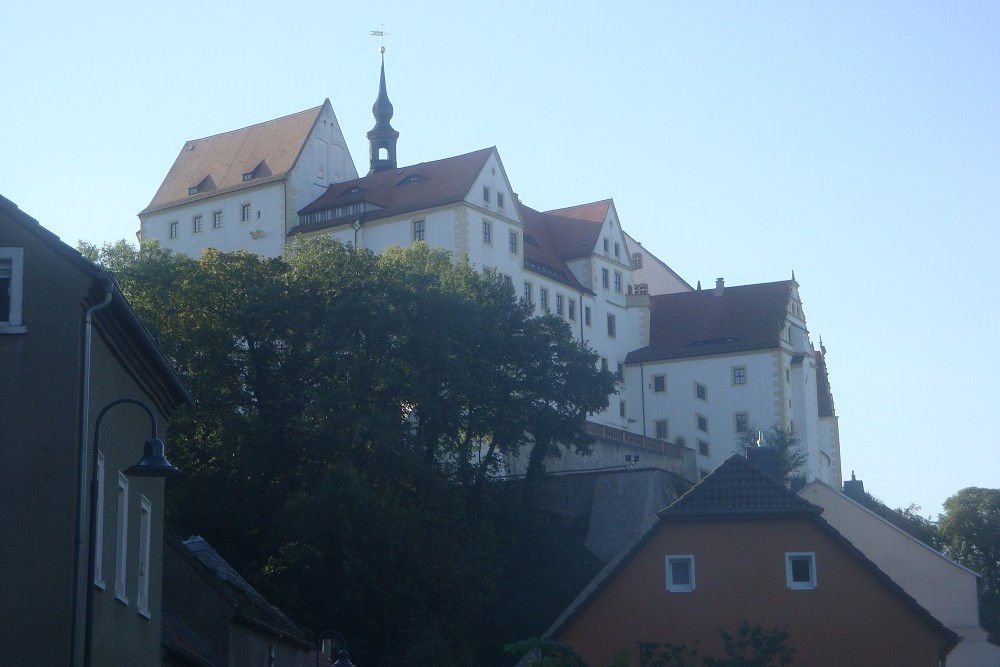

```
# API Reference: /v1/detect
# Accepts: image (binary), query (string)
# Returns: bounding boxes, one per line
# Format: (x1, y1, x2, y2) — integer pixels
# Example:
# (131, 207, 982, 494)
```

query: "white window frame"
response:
(241, 203, 251, 222)
(556, 294, 564, 316)
(697, 440, 710, 457)
(539, 288, 548, 311)
(607, 313, 616, 338)
(568, 299, 576, 321)
(168, 221, 179, 239)
(137, 495, 152, 617)
(584, 306, 591, 327)
(114, 473, 129, 604)
(735, 412, 749, 433)
(482, 220, 492, 244)
(785, 552, 817, 589)
(0, 247, 26, 333)
(497, 192, 505, 209)
(509, 231, 518, 254)
(483, 185, 490, 203)
(665, 555, 695, 592)
(732, 366, 747, 385)
(212, 211, 223, 229)
(632, 252, 643, 269)
(192, 215, 203, 234)
(697, 413, 708, 433)
(655, 419, 669, 440)
(614, 271, 622, 293)
(523, 282, 533, 305)
(652, 374, 666, 393)
(413, 219, 425, 242)
(695, 383, 707, 401)
(601, 268, 610, 289)
(94, 451, 106, 588)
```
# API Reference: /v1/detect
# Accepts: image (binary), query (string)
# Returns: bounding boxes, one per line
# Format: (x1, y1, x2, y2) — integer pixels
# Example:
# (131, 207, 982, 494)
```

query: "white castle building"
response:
(138, 54, 841, 487)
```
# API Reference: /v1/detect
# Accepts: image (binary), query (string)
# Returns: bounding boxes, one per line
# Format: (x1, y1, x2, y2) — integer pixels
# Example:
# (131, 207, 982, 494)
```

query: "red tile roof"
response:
(626, 280, 794, 363)
(141, 104, 326, 215)
(293, 148, 495, 232)
(519, 203, 590, 292)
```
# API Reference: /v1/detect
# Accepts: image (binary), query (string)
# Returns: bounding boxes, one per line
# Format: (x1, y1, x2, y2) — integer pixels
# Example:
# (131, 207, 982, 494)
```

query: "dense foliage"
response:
(734, 425, 806, 482)
(83, 238, 617, 665)
(939, 487, 1000, 638)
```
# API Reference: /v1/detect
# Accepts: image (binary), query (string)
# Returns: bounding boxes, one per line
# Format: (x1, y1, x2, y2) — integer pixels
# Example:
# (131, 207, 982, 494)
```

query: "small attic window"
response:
(344, 186, 362, 195)
(187, 186, 198, 195)
(242, 160, 269, 183)
(242, 173, 254, 182)
(400, 174, 422, 185)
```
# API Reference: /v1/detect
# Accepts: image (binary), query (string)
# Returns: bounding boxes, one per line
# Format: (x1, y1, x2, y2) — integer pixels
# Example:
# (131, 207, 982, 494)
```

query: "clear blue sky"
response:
(4, 1, 997, 518)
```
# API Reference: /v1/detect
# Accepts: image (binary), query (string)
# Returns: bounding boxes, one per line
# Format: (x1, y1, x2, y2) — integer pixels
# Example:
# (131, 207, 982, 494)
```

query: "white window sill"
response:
(138, 607, 151, 620)
(0, 324, 27, 334)
(114, 592, 129, 606)
(93, 577, 106, 591)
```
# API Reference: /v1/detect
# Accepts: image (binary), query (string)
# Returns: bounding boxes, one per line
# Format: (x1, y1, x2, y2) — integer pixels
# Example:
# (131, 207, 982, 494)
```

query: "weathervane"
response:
(370, 27, 389, 54)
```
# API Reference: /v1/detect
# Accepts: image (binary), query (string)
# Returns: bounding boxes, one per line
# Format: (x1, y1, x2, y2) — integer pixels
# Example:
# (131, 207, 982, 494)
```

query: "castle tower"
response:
(367, 47, 399, 175)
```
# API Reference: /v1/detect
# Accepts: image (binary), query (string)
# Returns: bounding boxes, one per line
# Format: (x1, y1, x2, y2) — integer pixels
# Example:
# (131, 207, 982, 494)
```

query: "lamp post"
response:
(317, 630, 355, 667)
(82, 398, 181, 667)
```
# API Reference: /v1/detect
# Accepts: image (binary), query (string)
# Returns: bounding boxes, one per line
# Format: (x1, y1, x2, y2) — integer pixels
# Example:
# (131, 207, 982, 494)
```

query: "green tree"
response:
(735, 425, 806, 482)
(86, 237, 618, 666)
(938, 487, 1000, 637)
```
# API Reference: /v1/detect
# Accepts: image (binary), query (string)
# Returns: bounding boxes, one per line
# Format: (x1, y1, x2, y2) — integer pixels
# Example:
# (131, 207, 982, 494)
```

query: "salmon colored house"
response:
(545, 454, 957, 667)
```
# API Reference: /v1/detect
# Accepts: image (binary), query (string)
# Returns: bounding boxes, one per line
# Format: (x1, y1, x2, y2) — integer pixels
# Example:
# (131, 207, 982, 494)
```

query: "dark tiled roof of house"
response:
(161, 609, 220, 667)
(626, 280, 793, 364)
(540, 200, 611, 261)
(141, 104, 326, 215)
(182, 536, 312, 647)
(658, 455, 822, 520)
(518, 203, 591, 292)
(293, 148, 495, 233)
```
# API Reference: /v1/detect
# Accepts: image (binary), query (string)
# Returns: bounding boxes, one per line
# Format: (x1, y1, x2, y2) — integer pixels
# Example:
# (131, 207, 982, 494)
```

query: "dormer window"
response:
(242, 160, 268, 183)
(401, 174, 422, 184)
(187, 186, 198, 196)
(345, 186, 362, 195)
(242, 173, 254, 182)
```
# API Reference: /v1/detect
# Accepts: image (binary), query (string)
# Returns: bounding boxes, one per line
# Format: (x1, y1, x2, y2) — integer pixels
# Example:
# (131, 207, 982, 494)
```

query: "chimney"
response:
(715, 277, 725, 297)
(842, 471, 866, 502)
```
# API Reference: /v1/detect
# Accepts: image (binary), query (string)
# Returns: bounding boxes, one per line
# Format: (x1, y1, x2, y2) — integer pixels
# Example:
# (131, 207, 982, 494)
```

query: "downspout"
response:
(71, 272, 113, 667)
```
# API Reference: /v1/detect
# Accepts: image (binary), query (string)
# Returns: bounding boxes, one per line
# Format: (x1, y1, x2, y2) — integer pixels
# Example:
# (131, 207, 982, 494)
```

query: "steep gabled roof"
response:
(659, 455, 822, 520)
(815, 348, 836, 417)
(292, 148, 495, 233)
(518, 203, 591, 292)
(541, 199, 611, 261)
(141, 103, 327, 215)
(626, 280, 793, 364)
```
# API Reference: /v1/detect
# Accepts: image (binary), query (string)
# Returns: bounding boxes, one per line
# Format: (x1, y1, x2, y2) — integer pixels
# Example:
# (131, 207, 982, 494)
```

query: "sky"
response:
(3, 1, 997, 519)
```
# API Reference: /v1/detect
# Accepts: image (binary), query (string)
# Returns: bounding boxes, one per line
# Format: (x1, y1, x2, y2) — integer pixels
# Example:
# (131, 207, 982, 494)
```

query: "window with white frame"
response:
(0, 247, 26, 332)
(523, 282, 533, 305)
(482, 220, 492, 244)
(698, 440, 710, 457)
(616, 362, 624, 382)
(413, 219, 425, 242)
(635, 283, 649, 295)
(509, 231, 518, 254)
(697, 414, 708, 433)
(115, 473, 129, 604)
(652, 374, 666, 393)
(192, 215, 203, 234)
(568, 299, 576, 320)
(601, 268, 610, 289)
(497, 192, 505, 209)
(607, 313, 616, 338)
(732, 366, 747, 385)
(655, 419, 669, 440)
(619, 401, 626, 418)
(785, 552, 816, 589)
(137, 495, 152, 617)
(94, 451, 106, 587)
(614, 271, 622, 293)
(539, 288, 548, 311)
(169, 221, 179, 239)
(584, 306, 592, 327)
(632, 252, 643, 269)
(665, 555, 695, 592)
(212, 211, 223, 229)
(614, 242, 620, 258)
(241, 204, 251, 222)
(483, 186, 490, 203)
(556, 294, 564, 316)
(603, 237, 609, 253)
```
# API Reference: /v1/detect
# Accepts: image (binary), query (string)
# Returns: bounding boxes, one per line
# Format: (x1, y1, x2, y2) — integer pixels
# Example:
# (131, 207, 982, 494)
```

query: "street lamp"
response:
(83, 398, 181, 666)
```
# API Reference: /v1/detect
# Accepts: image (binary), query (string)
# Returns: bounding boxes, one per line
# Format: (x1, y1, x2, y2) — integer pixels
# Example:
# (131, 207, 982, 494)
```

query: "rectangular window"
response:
(732, 366, 747, 385)
(696, 383, 707, 401)
(735, 412, 749, 433)
(632, 252, 643, 269)
(509, 231, 518, 254)
(601, 268, 610, 289)
(212, 211, 223, 229)
(523, 282, 533, 305)
(0, 248, 25, 330)
(698, 440, 710, 457)
(483, 186, 490, 203)
(241, 204, 251, 222)
(115, 473, 129, 604)
(603, 237, 610, 253)
(556, 294, 564, 316)
(504, 274, 513, 289)
(497, 192, 505, 209)
(614, 271, 622, 293)
(413, 219, 425, 242)
(584, 306, 592, 327)
(568, 299, 576, 320)
(614, 242, 620, 258)
(137, 496, 152, 617)
(192, 215, 203, 234)
(187, 186, 198, 196)
(697, 414, 708, 433)
(482, 220, 492, 244)
(652, 375, 666, 393)
(539, 288, 548, 310)
(619, 401, 626, 418)
(169, 221, 179, 239)
(616, 362, 624, 382)
(94, 451, 105, 587)
(607, 313, 616, 338)
(655, 419, 669, 440)
(666, 555, 695, 592)
(786, 552, 817, 589)
(601, 357, 608, 372)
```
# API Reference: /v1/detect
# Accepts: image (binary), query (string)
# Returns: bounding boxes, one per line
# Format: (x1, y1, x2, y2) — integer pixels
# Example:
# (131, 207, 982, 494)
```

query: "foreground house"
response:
(0, 195, 190, 665)
(136, 54, 840, 487)
(545, 454, 957, 667)
(799, 479, 1000, 666)
(162, 535, 313, 667)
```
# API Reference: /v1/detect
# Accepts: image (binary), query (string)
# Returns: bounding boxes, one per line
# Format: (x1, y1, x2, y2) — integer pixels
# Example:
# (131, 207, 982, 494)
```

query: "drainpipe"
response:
(71, 272, 114, 667)
(640, 363, 647, 438)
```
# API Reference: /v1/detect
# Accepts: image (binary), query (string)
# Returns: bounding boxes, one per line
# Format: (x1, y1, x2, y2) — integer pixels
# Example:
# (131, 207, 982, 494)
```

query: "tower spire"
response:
(367, 46, 399, 175)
